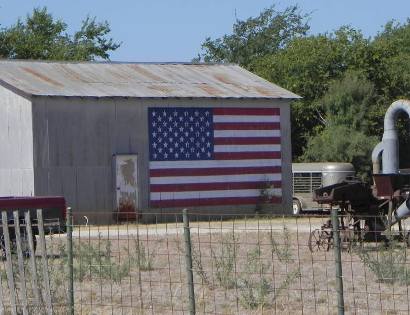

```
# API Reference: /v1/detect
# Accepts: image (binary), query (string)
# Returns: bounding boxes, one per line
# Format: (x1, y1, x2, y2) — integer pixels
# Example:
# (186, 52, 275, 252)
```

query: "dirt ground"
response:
(2, 216, 410, 314)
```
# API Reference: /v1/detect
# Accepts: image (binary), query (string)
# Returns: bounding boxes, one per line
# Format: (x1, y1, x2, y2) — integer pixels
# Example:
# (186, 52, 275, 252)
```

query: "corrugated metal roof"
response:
(0, 60, 300, 99)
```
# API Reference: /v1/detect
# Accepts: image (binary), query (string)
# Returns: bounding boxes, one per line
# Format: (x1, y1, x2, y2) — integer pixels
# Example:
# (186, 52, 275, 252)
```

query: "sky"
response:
(0, 0, 409, 62)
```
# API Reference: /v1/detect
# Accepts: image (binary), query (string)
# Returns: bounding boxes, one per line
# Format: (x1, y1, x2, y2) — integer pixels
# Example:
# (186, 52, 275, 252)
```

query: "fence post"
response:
(66, 207, 74, 315)
(331, 207, 345, 315)
(182, 209, 195, 315)
(36, 209, 53, 315)
(2, 211, 18, 315)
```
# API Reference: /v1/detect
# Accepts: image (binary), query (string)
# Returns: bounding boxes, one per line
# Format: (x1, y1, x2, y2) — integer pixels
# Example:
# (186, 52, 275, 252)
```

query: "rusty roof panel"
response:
(0, 60, 300, 99)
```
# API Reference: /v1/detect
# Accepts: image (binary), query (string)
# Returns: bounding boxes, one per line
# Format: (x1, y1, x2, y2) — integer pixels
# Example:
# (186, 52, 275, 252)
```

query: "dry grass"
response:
(1, 217, 410, 314)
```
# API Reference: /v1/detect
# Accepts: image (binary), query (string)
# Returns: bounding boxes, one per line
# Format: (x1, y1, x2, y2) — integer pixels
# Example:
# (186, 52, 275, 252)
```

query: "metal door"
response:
(115, 155, 138, 213)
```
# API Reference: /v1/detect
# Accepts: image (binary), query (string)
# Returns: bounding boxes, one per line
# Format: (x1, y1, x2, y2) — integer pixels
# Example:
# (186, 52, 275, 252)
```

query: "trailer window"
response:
(293, 172, 322, 193)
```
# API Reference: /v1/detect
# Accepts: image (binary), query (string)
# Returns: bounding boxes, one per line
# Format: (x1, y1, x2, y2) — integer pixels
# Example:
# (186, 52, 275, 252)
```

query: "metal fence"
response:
(2, 209, 410, 314)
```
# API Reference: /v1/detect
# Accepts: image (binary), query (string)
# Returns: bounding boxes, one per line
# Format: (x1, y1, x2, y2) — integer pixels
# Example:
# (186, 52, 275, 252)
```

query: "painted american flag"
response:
(148, 107, 282, 208)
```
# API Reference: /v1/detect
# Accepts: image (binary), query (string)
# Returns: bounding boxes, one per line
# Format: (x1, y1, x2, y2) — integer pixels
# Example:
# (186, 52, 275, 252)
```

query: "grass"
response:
(357, 241, 410, 285)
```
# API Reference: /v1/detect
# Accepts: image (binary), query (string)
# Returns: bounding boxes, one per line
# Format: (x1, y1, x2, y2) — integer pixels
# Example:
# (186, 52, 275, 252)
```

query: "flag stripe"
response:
(150, 166, 281, 177)
(214, 144, 280, 152)
(214, 122, 280, 130)
(150, 173, 281, 185)
(151, 196, 282, 208)
(213, 115, 279, 123)
(151, 188, 282, 200)
(214, 151, 281, 160)
(150, 181, 282, 192)
(214, 137, 281, 145)
(214, 130, 280, 137)
(150, 159, 281, 169)
(213, 108, 280, 115)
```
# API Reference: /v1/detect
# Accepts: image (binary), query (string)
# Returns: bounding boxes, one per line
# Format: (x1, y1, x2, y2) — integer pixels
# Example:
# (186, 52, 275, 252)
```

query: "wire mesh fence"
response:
(2, 210, 410, 314)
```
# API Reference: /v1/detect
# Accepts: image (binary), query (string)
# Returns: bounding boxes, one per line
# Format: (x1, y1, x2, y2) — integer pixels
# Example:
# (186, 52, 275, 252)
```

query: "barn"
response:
(0, 60, 299, 222)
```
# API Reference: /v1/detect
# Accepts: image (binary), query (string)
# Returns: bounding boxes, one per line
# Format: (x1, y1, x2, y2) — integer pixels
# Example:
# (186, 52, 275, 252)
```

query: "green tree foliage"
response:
(301, 72, 379, 178)
(198, 7, 410, 173)
(0, 7, 120, 61)
(200, 5, 309, 68)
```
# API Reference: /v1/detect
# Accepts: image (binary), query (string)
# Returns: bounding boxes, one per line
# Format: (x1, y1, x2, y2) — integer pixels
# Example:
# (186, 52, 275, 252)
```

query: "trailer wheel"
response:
(292, 199, 302, 215)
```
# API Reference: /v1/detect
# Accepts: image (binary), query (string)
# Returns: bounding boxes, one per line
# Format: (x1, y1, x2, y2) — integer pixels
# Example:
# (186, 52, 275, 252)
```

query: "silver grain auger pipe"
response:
(391, 198, 410, 226)
(372, 99, 410, 174)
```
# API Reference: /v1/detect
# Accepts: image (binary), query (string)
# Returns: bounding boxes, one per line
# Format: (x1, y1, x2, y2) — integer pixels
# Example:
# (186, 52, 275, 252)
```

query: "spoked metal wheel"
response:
(308, 229, 331, 252)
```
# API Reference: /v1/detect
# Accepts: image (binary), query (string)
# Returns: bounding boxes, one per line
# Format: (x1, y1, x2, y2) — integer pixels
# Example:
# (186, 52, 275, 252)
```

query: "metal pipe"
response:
(371, 142, 384, 174)
(391, 198, 410, 226)
(381, 100, 410, 174)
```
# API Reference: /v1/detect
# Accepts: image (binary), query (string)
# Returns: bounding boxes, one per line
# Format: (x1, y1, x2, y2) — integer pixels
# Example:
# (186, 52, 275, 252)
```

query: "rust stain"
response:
(254, 86, 276, 97)
(106, 66, 131, 82)
(57, 65, 88, 83)
(148, 84, 174, 93)
(21, 67, 64, 87)
(198, 84, 224, 96)
(128, 64, 164, 81)
(213, 73, 233, 85)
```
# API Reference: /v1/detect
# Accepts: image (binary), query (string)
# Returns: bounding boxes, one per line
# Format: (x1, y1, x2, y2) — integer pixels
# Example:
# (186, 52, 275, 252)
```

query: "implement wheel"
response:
(308, 229, 331, 252)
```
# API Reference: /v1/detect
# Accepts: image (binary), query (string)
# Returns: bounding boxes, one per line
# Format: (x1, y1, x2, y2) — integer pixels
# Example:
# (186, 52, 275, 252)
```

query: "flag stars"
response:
(150, 108, 213, 161)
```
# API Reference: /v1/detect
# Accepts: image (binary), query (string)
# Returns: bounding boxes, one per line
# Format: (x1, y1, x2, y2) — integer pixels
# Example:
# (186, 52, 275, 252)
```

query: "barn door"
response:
(115, 155, 139, 219)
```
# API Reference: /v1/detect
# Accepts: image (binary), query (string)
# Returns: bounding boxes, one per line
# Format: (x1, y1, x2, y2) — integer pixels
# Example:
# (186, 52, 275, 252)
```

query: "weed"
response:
(132, 237, 156, 271)
(270, 226, 293, 263)
(357, 242, 410, 285)
(238, 244, 272, 309)
(211, 233, 238, 289)
(191, 244, 212, 288)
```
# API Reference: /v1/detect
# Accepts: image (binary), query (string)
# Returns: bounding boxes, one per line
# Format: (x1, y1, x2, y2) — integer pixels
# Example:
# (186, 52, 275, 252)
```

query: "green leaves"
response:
(0, 7, 120, 61)
(200, 5, 309, 68)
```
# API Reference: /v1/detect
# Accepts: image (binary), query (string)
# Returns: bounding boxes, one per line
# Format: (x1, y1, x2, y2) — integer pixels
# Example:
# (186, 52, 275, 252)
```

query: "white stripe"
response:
(150, 173, 282, 184)
(214, 144, 281, 152)
(214, 130, 280, 137)
(214, 115, 280, 123)
(150, 159, 281, 169)
(151, 188, 282, 200)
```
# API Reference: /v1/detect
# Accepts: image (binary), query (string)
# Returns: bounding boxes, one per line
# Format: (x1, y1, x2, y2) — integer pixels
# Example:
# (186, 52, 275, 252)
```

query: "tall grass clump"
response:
(357, 241, 410, 285)
(211, 233, 238, 289)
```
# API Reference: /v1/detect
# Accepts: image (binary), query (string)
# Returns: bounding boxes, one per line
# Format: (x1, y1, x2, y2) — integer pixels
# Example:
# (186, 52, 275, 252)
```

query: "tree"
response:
(301, 125, 377, 180)
(301, 72, 379, 179)
(0, 7, 120, 61)
(199, 5, 309, 68)
(251, 27, 370, 157)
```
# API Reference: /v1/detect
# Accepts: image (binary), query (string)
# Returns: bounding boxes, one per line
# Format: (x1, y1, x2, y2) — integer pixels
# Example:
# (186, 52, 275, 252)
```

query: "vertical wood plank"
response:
(24, 211, 42, 309)
(12, 211, 28, 315)
(1, 211, 18, 315)
(36, 209, 53, 315)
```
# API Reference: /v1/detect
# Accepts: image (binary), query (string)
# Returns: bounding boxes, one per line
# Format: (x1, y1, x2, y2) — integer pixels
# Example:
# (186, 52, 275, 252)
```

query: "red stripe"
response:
(215, 151, 281, 160)
(214, 137, 281, 145)
(150, 166, 281, 177)
(213, 108, 280, 116)
(151, 196, 282, 208)
(214, 122, 280, 130)
(150, 181, 282, 192)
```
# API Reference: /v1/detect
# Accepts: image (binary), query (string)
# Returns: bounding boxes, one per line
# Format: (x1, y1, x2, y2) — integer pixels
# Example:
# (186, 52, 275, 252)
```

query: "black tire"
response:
(292, 199, 302, 215)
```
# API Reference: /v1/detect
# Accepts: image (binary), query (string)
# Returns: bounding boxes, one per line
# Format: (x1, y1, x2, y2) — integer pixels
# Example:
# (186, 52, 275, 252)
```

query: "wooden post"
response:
(13, 211, 28, 315)
(2, 211, 18, 315)
(37, 209, 53, 315)
(24, 211, 42, 308)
